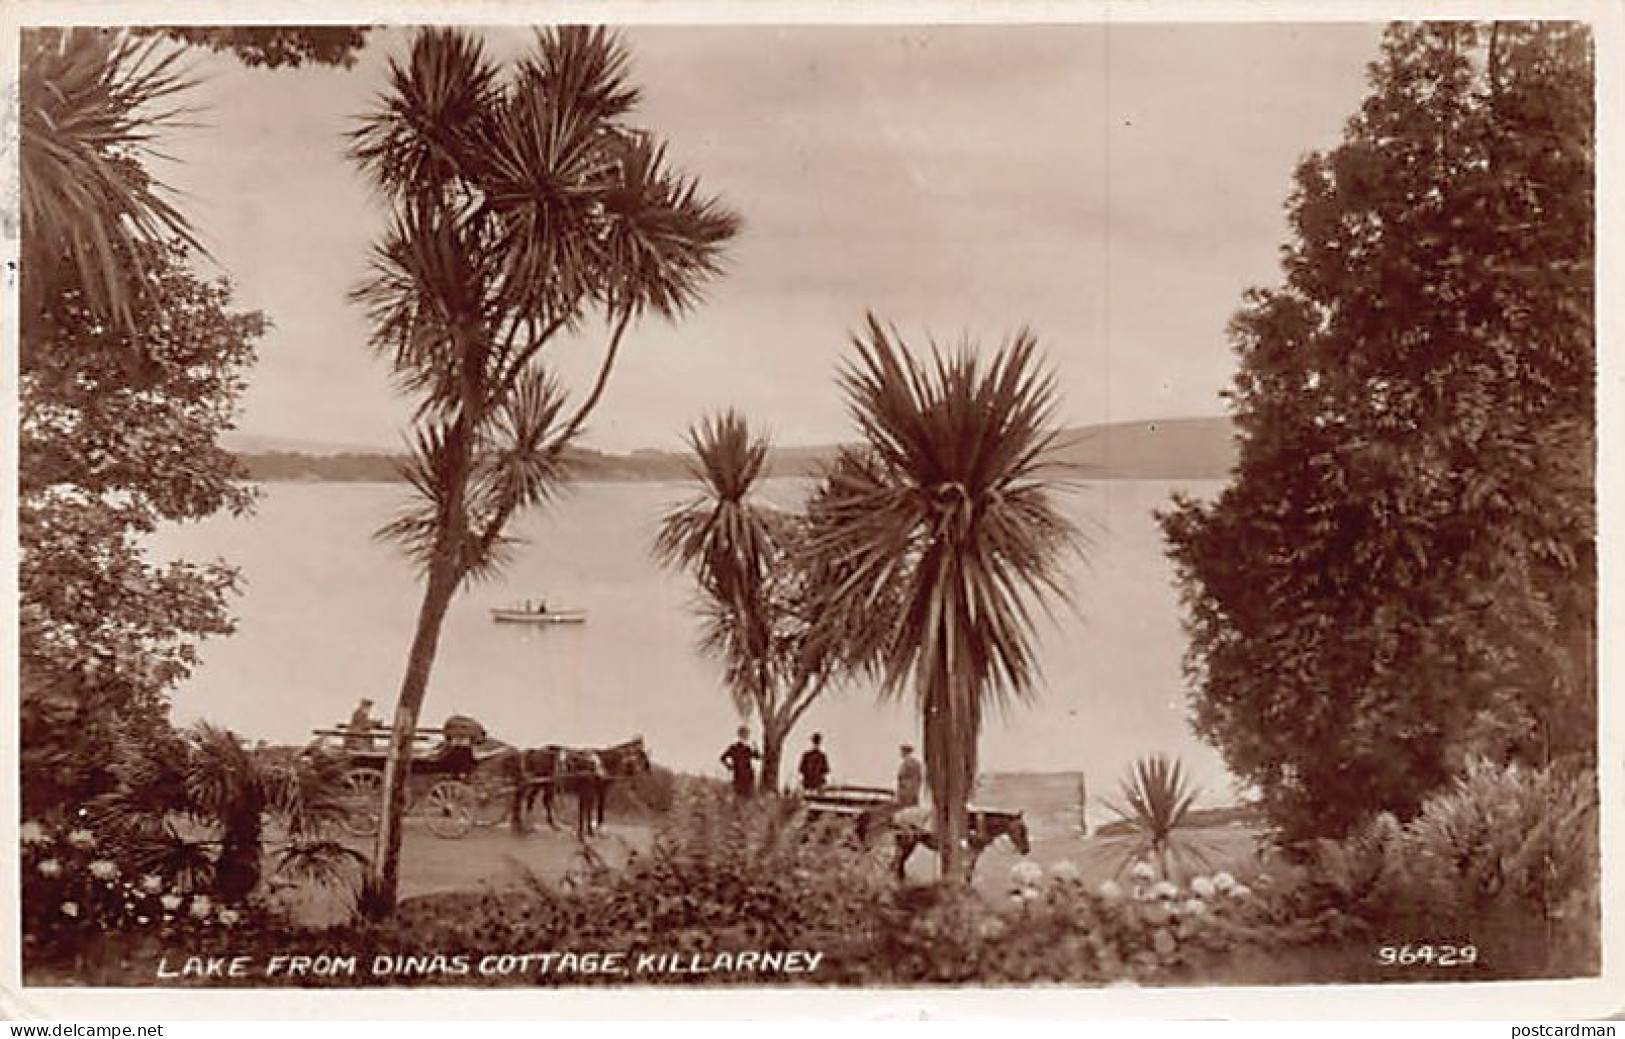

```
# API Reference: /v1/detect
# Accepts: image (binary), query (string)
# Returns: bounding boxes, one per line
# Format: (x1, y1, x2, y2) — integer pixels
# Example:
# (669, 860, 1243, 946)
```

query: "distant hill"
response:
(231, 416, 1238, 484)
(1050, 416, 1238, 480)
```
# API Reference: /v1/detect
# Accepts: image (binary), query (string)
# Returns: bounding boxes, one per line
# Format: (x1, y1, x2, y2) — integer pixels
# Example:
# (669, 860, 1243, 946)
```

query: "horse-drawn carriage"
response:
(305, 722, 514, 839)
(802, 785, 1032, 879)
(306, 720, 652, 841)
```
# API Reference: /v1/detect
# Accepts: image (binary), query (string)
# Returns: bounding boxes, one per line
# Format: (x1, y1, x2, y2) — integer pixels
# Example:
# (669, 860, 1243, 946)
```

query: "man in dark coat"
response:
(720, 725, 759, 798)
(798, 732, 831, 792)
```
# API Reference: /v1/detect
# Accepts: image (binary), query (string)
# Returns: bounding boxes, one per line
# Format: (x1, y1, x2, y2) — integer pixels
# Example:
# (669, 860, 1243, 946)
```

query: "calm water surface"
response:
(150, 478, 1234, 806)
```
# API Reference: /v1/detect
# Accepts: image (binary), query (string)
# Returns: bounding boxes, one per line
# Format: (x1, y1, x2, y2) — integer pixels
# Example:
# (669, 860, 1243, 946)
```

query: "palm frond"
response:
(594, 132, 742, 320)
(21, 27, 201, 331)
(348, 27, 498, 202)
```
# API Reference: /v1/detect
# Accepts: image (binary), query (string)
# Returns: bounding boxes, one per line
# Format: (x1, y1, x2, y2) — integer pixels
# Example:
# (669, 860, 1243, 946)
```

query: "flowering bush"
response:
(852, 857, 1286, 984)
(21, 815, 265, 967)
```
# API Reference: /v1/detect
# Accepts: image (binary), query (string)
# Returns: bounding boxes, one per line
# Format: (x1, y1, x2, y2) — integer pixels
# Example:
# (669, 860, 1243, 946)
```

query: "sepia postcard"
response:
(2, 0, 1620, 1021)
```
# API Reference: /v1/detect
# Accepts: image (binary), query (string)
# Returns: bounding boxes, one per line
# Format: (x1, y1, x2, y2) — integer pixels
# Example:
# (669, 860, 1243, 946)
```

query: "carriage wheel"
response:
(424, 780, 474, 839)
(340, 768, 384, 837)
(469, 775, 515, 828)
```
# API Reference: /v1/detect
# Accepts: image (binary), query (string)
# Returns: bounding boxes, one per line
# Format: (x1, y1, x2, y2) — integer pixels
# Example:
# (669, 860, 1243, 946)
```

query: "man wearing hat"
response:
(896, 743, 924, 808)
(720, 725, 760, 798)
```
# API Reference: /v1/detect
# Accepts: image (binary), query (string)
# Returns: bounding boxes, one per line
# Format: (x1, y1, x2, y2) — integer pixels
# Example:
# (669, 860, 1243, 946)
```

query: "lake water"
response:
(150, 478, 1235, 812)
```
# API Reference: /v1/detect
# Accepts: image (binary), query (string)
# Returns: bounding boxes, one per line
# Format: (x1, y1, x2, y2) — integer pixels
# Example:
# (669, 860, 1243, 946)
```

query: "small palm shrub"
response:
(1098, 754, 1217, 881)
(87, 722, 365, 904)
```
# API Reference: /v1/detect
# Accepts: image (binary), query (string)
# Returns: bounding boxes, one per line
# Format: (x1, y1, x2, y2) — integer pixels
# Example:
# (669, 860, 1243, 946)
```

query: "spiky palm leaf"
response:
(801, 314, 1080, 879)
(655, 410, 783, 716)
(1100, 753, 1219, 881)
(20, 28, 199, 333)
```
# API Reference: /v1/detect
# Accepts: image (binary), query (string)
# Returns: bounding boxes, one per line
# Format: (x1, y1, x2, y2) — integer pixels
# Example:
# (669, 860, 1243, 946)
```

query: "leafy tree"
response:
(803, 315, 1080, 881)
(141, 27, 371, 69)
(654, 412, 848, 792)
(1160, 23, 1594, 843)
(349, 27, 738, 913)
(20, 241, 266, 817)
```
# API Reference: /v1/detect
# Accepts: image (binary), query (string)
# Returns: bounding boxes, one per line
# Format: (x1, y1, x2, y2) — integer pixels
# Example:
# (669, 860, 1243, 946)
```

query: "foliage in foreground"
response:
(24, 760, 1598, 987)
(1160, 21, 1596, 842)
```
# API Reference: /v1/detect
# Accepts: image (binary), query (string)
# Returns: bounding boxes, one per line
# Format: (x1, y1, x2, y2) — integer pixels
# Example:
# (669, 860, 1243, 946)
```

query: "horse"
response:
(884, 806, 1032, 882)
(506, 737, 651, 839)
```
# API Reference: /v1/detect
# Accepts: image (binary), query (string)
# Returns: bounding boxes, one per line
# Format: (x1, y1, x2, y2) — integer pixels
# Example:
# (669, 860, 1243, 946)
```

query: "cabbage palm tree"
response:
(654, 412, 842, 792)
(803, 314, 1080, 881)
(19, 28, 199, 339)
(350, 27, 737, 913)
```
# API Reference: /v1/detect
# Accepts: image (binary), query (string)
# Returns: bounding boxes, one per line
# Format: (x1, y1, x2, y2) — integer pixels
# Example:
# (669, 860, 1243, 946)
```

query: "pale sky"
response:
(161, 23, 1385, 454)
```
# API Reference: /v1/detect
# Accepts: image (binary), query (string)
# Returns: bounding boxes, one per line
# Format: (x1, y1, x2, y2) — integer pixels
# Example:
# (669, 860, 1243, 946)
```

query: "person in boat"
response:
(344, 698, 378, 752)
(798, 732, 831, 792)
(720, 725, 759, 798)
(896, 743, 925, 808)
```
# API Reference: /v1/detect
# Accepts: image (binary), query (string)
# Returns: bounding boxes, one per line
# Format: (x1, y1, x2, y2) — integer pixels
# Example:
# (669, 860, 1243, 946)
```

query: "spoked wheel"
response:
(340, 768, 384, 837)
(424, 780, 474, 839)
(469, 775, 515, 828)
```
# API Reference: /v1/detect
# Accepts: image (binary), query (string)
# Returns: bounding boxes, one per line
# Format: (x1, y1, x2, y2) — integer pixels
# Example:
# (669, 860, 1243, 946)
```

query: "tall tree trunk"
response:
(759, 713, 786, 796)
(926, 693, 971, 884)
(370, 552, 459, 915)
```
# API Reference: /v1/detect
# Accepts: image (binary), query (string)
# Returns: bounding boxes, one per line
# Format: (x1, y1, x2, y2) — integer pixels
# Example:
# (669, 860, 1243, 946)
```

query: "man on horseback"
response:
(896, 744, 924, 807)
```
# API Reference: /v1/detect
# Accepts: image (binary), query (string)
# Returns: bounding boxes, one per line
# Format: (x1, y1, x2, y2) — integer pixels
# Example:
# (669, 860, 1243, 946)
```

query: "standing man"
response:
(720, 725, 759, 798)
(798, 733, 831, 792)
(896, 744, 924, 807)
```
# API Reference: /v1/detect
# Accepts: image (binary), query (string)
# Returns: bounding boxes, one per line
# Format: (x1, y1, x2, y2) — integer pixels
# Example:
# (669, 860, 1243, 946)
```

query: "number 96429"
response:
(1377, 943, 1478, 967)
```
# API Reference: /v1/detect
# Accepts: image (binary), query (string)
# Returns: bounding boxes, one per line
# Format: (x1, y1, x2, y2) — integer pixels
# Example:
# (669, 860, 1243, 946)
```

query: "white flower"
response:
(1229, 883, 1253, 899)
(217, 908, 241, 926)
(65, 829, 96, 849)
(1181, 897, 1209, 915)
(1150, 880, 1180, 901)
(1050, 860, 1081, 882)
(88, 859, 118, 880)
(140, 874, 164, 894)
(189, 896, 212, 919)
(37, 858, 63, 878)
(1011, 861, 1044, 886)
(160, 894, 183, 912)
(60, 902, 80, 918)
(137, 916, 151, 925)
(1097, 879, 1125, 902)
(21, 821, 49, 845)
(1190, 875, 1216, 898)
(1129, 860, 1156, 882)
(1211, 871, 1237, 893)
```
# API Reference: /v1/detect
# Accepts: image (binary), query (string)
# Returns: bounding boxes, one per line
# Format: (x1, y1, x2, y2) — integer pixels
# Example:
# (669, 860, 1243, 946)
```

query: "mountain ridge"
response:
(229, 415, 1239, 483)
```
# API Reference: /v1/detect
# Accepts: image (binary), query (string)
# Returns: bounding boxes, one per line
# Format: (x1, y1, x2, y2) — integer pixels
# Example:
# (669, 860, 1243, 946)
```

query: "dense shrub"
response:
(1288, 759, 1600, 977)
(21, 815, 268, 971)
